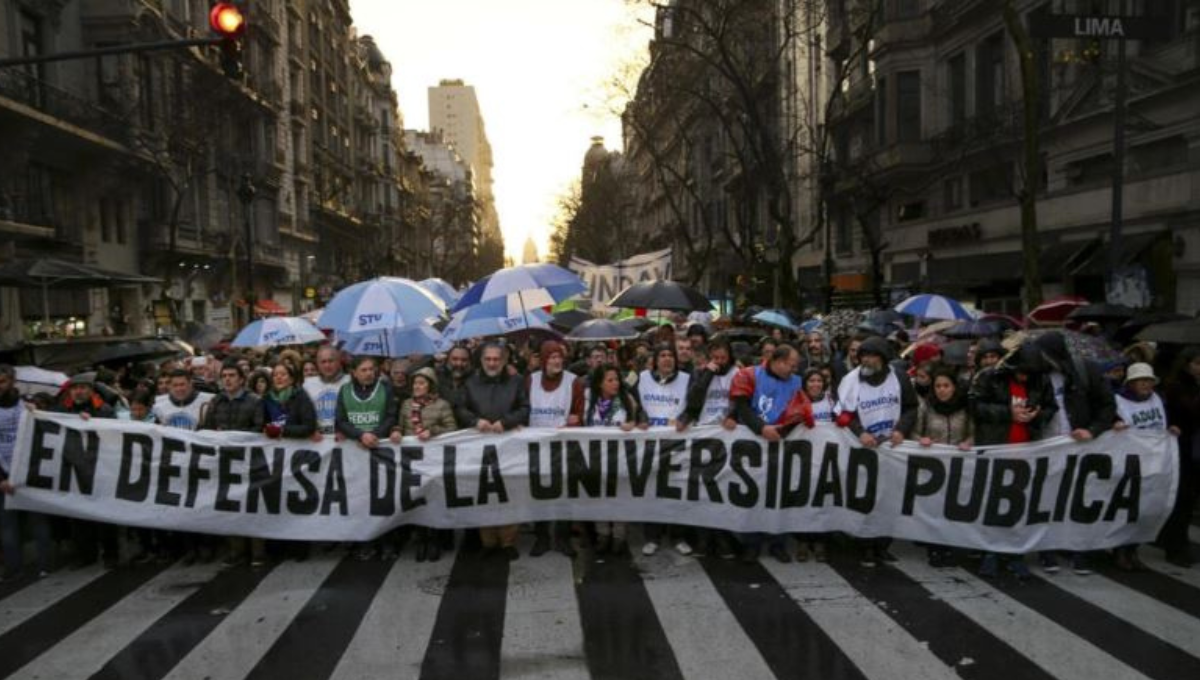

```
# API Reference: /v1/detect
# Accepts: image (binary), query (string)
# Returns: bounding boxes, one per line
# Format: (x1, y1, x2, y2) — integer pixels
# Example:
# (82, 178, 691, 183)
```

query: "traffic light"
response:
(209, 2, 246, 80)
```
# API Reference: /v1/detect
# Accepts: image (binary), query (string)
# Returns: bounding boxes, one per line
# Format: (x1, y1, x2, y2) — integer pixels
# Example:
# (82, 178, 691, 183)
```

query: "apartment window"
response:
(944, 176, 963, 211)
(947, 53, 966, 126)
(897, 200, 925, 222)
(875, 76, 887, 145)
(975, 32, 1005, 115)
(888, 0, 920, 20)
(1129, 136, 1189, 175)
(835, 205, 853, 255)
(896, 71, 921, 142)
(19, 10, 44, 105)
(969, 163, 1013, 205)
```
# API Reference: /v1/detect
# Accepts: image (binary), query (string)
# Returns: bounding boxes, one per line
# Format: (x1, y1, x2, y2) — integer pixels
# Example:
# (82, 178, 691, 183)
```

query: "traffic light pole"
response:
(0, 38, 223, 69)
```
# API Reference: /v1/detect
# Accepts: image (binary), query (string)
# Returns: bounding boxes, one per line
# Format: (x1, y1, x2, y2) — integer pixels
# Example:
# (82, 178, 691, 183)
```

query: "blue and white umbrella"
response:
(232, 317, 326, 348)
(451, 264, 585, 314)
(441, 305, 552, 343)
(418, 278, 460, 307)
(317, 277, 446, 334)
(751, 310, 797, 330)
(894, 294, 974, 321)
(337, 322, 444, 358)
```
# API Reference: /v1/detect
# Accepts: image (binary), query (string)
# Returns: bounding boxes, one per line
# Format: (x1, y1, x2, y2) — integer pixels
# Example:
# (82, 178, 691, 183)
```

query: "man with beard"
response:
(526, 341, 583, 557)
(439, 344, 474, 408)
(456, 342, 530, 560)
(303, 346, 349, 441)
(835, 337, 918, 567)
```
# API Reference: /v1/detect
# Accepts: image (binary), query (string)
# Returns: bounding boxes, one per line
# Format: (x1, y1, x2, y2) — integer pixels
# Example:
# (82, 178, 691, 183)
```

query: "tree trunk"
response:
(1003, 1, 1045, 312)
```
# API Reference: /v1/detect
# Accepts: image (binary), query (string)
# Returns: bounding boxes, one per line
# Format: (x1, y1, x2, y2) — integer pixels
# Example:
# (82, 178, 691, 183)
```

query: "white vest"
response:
(305, 374, 350, 433)
(529, 371, 576, 428)
(0, 401, 24, 473)
(698, 370, 735, 425)
(638, 370, 690, 426)
(839, 368, 902, 437)
(811, 393, 837, 423)
(1116, 393, 1167, 432)
(153, 392, 214, 431)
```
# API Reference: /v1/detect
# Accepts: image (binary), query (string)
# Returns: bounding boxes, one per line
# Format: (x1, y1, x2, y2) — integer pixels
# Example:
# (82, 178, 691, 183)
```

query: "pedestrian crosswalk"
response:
(0, 533, 1198, 680)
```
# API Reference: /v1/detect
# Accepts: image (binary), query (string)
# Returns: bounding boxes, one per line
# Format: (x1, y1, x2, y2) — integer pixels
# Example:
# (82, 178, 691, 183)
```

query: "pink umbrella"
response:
(1028, 296, 1089, 326)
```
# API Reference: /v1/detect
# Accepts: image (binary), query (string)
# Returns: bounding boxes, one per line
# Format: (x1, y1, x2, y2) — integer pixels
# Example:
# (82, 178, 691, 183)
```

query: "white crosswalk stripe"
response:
(159, 554, 341, 680)
(760, 557, 963, 680)
(633, 538, 777, 680)
(0, 540, 1197, 680)
(0, 565, 106, 637)
(888, 545, 1152, 680)
(328, 556, 453, 680)
(8, 562, 224, 680)
(1039, 566, 1200, 657)
(499, 536, 589, 680)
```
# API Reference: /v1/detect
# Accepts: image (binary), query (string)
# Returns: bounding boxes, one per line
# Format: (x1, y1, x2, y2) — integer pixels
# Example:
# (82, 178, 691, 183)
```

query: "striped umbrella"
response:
(894, 294, 974, 321)
(232, 317, 325, 348)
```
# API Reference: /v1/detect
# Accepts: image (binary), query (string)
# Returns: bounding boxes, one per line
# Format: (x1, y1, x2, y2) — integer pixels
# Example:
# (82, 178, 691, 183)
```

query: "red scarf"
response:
(408, 394, 434, 435)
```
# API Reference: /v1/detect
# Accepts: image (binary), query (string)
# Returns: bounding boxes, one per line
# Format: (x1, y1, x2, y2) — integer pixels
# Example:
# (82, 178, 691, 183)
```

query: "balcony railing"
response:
(0, 69, 129, 145)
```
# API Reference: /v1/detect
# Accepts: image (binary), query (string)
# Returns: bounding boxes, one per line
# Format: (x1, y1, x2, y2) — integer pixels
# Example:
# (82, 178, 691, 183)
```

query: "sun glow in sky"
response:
(349, 0, 654, 262)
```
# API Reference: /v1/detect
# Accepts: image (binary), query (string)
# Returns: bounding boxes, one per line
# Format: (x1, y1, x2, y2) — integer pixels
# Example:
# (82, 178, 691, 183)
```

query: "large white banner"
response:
(569, 248, 673, 312)
(8, 412, 1178, 553)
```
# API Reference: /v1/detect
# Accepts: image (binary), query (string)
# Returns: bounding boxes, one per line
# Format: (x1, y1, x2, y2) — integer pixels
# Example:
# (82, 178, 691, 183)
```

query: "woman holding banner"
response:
(576, 363, 648, 556)
(914, 363, 975, 568)
(394, 367, 457, 562)
(261, 356, 318, 562)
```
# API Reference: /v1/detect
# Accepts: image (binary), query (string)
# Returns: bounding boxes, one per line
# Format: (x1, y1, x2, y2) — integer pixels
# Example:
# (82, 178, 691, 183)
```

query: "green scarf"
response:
(269, 386, 295, 404)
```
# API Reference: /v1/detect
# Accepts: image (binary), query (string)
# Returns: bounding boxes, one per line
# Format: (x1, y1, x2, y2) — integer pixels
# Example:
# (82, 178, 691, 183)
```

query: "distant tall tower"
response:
(522, 236, 539, 264)
(428, 79, 501, 252)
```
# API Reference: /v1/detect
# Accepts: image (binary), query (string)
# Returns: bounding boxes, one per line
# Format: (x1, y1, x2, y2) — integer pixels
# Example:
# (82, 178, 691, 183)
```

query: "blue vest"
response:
(752, 366, 801, 425)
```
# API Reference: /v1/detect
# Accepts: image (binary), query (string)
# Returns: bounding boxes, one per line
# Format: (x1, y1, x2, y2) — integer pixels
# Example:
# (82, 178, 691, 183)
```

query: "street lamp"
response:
(237, 173, 257, 324)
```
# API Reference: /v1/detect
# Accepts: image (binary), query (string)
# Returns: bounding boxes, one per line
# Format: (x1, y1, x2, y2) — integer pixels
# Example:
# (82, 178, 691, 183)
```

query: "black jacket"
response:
(201, 390, 263, 433)
(456, 370, 530, 430)
(1036, 332, 1117, 438)
(679, 365, 734, 426)
(261, 389, 317, 439)
(969, 365, 1059, 446)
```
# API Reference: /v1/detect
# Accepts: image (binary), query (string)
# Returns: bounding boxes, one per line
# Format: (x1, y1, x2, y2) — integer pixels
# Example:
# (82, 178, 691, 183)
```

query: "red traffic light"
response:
(209, 2, 246, 37)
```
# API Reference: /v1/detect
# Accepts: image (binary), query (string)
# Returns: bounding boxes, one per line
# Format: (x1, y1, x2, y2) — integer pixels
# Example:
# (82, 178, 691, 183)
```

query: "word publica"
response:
(902, 451, 1142, 527)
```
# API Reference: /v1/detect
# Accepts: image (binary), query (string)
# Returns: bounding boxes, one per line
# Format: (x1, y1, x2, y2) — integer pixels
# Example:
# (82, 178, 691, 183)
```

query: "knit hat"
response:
(411, 366, 439, 392)
(540, 340, 566, 364)
(1124, 363, 1158, 385)
(859, 336, 892, 361)
(911, 343, 942, 367)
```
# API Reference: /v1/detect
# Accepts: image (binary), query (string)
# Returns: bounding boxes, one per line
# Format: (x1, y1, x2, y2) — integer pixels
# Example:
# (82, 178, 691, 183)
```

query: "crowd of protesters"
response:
(0, 319, 1195, 582)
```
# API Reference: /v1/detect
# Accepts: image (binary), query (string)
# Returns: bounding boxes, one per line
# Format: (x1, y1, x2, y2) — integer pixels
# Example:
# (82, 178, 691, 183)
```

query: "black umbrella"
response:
(91, 338, 190, 365)
(1067, 303, 1138, 322)
(549, 309, 592, 332)
(616, 317, 654, 333)
(942, 319, 1003, 340)
(940, 340, 973, 367)
(1116, 312, 1189, 345)
(0, 257, 160, 326)
(1136, 319, 1200, 345)
(565, 319, 638, 342)
(608, 281, 713, 312)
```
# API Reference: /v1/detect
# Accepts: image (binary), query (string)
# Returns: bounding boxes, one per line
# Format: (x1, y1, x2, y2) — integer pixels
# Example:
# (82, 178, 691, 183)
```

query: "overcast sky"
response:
(349, 0, 653, 261)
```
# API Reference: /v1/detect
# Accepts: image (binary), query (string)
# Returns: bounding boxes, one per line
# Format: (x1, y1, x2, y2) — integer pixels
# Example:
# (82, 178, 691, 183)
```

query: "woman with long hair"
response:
(576, 363, 647, 555)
